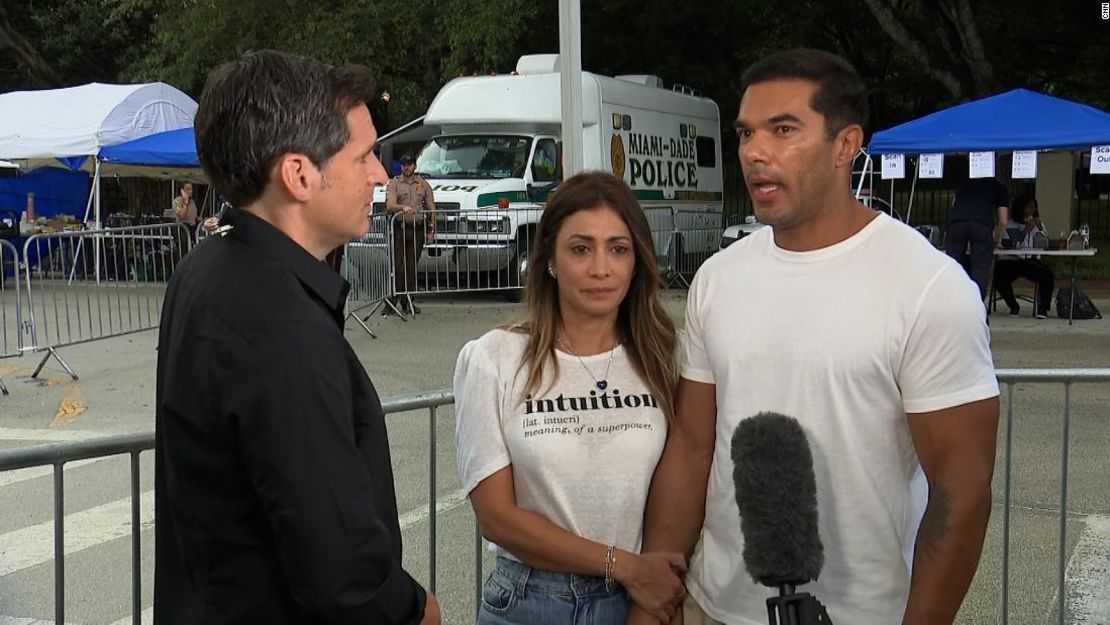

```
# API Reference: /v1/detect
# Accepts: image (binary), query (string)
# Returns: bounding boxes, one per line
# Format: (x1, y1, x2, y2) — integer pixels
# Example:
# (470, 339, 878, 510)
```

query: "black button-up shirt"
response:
(154, 208, 425, 625)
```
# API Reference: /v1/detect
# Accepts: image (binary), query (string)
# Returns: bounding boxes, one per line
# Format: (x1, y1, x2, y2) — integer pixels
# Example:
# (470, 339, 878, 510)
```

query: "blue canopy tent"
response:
(869, 88, 1110, 155)
(98, 127, 204, 181)
(866, 89, 1110, 227)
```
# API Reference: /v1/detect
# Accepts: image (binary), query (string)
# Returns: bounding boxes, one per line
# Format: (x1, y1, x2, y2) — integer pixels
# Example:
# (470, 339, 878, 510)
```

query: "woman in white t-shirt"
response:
(455, 171, 685, 625)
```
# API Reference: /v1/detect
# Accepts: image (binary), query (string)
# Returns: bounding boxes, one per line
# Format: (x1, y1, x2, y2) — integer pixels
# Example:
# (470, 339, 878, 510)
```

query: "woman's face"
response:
(181, 184, 193, 197)
(550, 204, 637, 322)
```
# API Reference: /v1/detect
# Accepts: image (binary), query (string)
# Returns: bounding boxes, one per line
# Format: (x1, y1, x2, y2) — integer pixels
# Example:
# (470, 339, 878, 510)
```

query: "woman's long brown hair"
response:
(505, 171, 678, 421)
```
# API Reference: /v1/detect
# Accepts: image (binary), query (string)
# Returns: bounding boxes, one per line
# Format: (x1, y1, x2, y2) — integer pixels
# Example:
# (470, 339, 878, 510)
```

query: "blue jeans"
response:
(477, 556, 631, 625)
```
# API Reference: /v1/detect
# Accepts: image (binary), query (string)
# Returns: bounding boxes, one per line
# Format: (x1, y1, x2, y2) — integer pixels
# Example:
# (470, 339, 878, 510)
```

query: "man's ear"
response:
(833, 124, 864, 169)
(274, 153, 317, 203)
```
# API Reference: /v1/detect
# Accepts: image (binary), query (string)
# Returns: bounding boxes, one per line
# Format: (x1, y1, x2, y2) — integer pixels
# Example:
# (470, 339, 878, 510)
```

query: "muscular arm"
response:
(627, 378, 717, 624)
(903, 396, 999, 625)
(641, 379, 717, 556)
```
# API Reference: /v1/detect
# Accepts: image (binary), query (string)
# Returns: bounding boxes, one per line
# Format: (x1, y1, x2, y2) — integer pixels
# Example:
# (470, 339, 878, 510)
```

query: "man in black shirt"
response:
(945, 177, 1010, 300)
(154, 50, 439, 625)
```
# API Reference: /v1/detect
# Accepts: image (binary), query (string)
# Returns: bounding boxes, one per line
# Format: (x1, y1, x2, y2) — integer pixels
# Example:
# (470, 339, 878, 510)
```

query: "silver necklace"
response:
(557, 335, 620, 391)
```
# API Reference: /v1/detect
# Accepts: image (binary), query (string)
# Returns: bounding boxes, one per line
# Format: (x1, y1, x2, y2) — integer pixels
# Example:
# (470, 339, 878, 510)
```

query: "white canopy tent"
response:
(0, 82, 197, 225)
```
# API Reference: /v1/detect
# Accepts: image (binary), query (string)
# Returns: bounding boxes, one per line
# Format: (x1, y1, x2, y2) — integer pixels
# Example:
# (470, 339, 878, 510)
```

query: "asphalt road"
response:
(0, 286, 1107, 625)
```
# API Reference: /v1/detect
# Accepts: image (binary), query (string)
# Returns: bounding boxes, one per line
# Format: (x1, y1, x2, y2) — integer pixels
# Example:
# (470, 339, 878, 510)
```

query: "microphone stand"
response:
(765, 582, 834, 625)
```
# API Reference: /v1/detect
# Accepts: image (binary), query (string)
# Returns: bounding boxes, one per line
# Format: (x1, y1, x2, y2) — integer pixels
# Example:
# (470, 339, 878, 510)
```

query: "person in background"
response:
(172, 182, 199, 227)
(384, 153, 435, 315)
(993, 193, 1054, 319)
(945, 176, 1010, 300)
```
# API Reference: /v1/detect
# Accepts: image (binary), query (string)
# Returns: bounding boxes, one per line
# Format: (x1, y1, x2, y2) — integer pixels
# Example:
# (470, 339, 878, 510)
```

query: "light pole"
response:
(558, 0, 584, 177)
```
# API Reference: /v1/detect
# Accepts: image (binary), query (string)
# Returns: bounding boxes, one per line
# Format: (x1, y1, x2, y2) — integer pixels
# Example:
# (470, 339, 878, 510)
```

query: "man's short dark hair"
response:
(739, 48, 868, 140)
(194, 50, 376, 208)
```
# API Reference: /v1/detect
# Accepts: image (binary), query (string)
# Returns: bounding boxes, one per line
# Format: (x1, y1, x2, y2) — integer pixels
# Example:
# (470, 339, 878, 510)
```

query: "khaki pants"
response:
(392, 225, 425, 294)
(683, 595, 725, 625)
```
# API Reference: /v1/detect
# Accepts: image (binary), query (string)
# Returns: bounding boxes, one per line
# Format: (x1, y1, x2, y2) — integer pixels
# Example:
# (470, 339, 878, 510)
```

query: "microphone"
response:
(731, 412, 834, 625)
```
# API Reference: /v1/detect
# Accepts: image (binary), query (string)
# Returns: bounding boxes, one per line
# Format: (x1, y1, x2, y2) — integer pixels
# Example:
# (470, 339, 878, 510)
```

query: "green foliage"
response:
(1, 0, 1107, 139)
(0, 0, 155, 87)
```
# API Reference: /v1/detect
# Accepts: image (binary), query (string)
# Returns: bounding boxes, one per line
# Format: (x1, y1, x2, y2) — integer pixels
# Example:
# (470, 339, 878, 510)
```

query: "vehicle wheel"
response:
(668, 232, 686, 275)
(502, 249, 526, 302)
(502, 228, 534, 302)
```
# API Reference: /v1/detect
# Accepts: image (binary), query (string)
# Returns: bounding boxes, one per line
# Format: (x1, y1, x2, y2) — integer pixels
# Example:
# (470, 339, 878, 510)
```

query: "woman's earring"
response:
(547, 265, 556, 279)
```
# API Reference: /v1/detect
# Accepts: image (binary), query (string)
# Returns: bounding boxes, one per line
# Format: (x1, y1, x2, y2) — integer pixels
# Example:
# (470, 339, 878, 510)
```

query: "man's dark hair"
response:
(194, 50, 376, 208)
(739, 48, 868, 139)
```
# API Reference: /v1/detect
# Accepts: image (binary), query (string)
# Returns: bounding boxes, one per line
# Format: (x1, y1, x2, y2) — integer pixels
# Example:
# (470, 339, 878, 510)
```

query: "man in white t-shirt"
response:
(627, 49, 1000, 625)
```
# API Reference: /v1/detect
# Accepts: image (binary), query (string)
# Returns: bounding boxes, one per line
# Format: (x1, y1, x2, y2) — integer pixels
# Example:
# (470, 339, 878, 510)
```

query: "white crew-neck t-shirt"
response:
(682, 213, 999, 625)
(455, 329, 667, 560)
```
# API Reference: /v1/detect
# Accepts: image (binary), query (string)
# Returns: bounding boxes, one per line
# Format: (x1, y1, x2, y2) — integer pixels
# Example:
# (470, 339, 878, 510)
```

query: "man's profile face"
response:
(309, 105, 388, 246)
(735, 79, 840, 232)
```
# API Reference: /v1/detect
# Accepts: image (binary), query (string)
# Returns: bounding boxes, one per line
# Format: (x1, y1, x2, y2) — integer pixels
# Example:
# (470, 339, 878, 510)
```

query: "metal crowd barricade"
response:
(645, 206, 680, 287)
(21, 223, 192, 378)
(391, 207, 541, 311)
(670, 208, 722, 277)
(343, 213, 398, 335)
(994, 368, 1110, 625)
(387, 205, 724, 309)
(654, 206, 723, 288)
(0, 390, 461, 625)
(1, 238, 24, 395)
(3, 370, 1104, 624)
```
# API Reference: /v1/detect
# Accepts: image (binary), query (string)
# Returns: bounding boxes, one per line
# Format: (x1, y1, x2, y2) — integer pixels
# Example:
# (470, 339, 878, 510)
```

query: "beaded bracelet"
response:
(604, 545, 617, 591)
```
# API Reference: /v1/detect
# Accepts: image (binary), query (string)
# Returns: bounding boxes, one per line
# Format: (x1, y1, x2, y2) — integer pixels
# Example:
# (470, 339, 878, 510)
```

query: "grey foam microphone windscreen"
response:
(731, 412, 824, 587)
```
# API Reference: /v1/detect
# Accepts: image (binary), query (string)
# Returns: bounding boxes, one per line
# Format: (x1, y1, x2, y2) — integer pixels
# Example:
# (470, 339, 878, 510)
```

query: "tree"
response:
(118, 0, 549, 127)
(4, 0, 1107, 138)
(860, 0, 994, 100)
(861, 0, 1110, 110)
(0, 3, 60, 86)
(0, 0, 157, 90)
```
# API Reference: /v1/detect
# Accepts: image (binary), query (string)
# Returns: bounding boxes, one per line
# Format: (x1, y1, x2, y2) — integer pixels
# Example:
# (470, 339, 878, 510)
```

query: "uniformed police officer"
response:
(385, 153, 435, 314)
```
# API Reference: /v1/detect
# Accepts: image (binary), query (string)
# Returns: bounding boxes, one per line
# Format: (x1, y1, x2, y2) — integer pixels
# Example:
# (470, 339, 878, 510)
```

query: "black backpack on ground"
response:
(1056, 286, 1102, 320)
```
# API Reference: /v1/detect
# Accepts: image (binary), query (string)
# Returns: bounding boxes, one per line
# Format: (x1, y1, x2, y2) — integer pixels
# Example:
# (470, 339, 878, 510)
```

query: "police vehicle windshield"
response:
(417, 135, 533, 179)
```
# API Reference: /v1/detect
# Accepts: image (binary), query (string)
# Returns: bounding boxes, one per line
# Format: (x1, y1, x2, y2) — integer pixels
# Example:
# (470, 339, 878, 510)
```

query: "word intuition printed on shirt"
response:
(521, 387, 659, 438)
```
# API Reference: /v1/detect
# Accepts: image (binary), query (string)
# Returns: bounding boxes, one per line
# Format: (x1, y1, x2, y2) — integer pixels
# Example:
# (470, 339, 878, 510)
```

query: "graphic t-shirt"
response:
(454, 329, 667, 559)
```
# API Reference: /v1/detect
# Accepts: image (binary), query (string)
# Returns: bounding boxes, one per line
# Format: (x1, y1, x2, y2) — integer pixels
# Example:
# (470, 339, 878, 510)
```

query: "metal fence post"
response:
(1056, 382, 1072, 625)
(54, 461, 65, 625)
(1001, 381, 1015, 625)
(428, 404, 438, 594)
(132, 450, 142, 625)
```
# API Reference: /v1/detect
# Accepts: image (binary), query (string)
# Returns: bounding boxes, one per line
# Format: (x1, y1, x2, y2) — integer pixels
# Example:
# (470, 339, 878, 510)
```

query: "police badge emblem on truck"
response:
(611, 133, 626, 179)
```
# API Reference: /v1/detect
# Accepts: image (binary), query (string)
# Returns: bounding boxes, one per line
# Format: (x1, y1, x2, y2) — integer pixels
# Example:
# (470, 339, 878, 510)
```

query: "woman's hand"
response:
(613, 551, 687, 623)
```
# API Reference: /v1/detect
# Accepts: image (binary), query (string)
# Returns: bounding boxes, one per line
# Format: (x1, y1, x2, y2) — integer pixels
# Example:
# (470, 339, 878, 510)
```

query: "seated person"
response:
(993, 193, 1054, 319)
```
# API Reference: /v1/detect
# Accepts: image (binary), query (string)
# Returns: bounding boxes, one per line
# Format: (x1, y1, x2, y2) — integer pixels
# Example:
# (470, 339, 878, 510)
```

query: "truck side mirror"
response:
(527, 181, 559, 201)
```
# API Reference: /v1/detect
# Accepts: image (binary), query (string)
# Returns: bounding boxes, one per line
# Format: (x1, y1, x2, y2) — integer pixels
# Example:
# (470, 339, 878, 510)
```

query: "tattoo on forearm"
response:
(916, 485, 951, 562)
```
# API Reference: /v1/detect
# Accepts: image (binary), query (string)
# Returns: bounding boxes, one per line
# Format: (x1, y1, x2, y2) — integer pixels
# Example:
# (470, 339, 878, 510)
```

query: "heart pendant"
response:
(596, 380, 608, 391)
